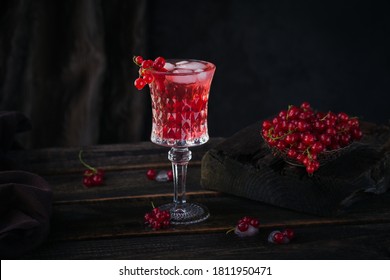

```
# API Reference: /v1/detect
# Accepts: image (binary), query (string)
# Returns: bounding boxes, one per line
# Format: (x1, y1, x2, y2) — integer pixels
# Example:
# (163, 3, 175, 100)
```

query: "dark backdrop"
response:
(149, 0, 390, 139)
(1, 0, 389, 148)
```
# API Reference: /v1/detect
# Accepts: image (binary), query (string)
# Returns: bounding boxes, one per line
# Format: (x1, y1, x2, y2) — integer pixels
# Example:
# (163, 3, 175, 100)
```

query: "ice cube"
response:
(197, 71, 208, 81)
(168, 70, 197, 84)
(172, 69, 193, 74)
(164, 62, 175, 71)
(194, 69, 204, 73)
(170, 76, 197, 84)
(175, 61, 207, 70)
(155, 170, 169, 182)
(175, 60, 189, 65)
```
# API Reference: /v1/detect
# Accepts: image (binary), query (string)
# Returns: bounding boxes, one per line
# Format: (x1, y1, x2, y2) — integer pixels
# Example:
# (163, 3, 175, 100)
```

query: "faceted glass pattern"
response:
(149, 60, 215, 147)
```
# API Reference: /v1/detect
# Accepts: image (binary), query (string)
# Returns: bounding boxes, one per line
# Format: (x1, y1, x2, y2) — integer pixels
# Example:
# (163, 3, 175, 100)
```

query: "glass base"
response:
(159, 202, 210, 225)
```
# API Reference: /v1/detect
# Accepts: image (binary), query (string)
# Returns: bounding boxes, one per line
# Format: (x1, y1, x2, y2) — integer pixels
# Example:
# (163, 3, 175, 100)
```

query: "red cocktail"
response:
(148, 59, 216, 224)
(149, 59, 215, 147)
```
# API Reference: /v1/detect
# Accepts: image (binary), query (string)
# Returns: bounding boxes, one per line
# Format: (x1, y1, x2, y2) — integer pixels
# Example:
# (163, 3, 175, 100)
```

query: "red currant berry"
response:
(287, 106, 301, 119)
(351, 128, 362, 140)
(300, 101, 311, 110)
(153, 57, 166, 70)
(151, 220, 161, 230)
(262, 120, 273, 130)
(294, 154, 304, 164)
(278, 110, 288, 119)
(143, 73, 154, 84)
(134, 55, 144, 65)
(237, 222, 249, 232)
(83, 176, 93, 187)
(83, 169, 94, 177)
(282, 228, 295, 240)
(302, 133, 316, 145)
(348, 118, 359, 127)
(319, 133, 332, 146)
(152, 207, 160, 215)
(311, 142, 324, 153)
(146, 169, 157, 180)
(144, 212, 152, 222)
(249, 218, 260, 228)
(337, 112, 349, 122)
(273, 232, 285, 244)
(285, 133, 299, 145)
(306, 163, 316, 175)
(276, 140, 287, 150)
(167, 170, 173, 181)
(297, 120, 310, 132)
(91, 174, 103, 185)
(287, 148, 298, 159)
(134, 77, 146, 90)
(141, 59, 153, 69)
(239, 216, 252, 224)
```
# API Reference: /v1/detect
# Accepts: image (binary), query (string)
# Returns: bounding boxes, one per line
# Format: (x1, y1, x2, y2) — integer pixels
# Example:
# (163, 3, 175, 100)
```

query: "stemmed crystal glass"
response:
(148, 59, 216, 225)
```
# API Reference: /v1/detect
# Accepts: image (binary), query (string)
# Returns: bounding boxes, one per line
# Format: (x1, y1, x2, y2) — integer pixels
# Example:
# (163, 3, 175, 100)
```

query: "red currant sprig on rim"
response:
(133, 55, 166, 90)
(79, 150, 105, 187)
(144, 202, 171, 230)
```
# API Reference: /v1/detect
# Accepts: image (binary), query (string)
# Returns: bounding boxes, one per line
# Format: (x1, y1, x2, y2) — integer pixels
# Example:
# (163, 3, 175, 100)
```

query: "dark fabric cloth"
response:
(0, 111, 52, 259)
(0, 171, 52, 259)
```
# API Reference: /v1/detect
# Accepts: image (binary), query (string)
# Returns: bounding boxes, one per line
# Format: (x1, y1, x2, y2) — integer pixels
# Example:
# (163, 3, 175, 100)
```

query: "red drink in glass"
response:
(149, 59, 216, 147)
(145, 58, 215, 224)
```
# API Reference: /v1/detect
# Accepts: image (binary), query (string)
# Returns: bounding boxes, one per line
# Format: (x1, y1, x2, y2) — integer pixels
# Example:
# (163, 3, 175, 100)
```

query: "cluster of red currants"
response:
(232, 216, 261, 237)
(268, 228, 295, 244)
(133, 55, 166, 90)
(144, 207, 171, 230)
(79, 150, 105, 187)
(261, 102, 363, 174)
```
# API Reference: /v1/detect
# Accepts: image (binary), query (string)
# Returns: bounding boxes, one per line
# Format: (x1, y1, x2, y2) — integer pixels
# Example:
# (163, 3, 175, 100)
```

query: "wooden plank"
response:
(23, 222, 390, 259)
(43, 166, 208, 202)
(7, 138, 390, 260)
(201, 122, 390, 216)
(42, 191, 390, 242)
(7, 139, 224, 175)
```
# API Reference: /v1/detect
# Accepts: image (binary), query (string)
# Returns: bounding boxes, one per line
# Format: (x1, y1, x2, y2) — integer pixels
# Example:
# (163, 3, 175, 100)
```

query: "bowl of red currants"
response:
(261, 102, 363, 175)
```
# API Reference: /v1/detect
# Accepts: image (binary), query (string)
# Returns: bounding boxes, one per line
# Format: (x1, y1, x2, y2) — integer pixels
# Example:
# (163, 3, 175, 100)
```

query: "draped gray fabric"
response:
(0, 0, 149, 148)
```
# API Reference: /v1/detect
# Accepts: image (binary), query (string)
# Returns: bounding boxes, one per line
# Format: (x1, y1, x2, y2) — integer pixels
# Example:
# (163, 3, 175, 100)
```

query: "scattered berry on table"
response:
(79, 151, 105, 187)
(146, 169, 157, 180)
(144, 206, 171, 230)
(146, 169, 173, 182)
(228, 216, 260, 237)
(268, 228, 295, 244)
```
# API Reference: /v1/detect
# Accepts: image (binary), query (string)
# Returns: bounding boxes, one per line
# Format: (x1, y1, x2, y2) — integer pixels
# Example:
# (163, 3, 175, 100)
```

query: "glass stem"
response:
(168, 147, 192, 209)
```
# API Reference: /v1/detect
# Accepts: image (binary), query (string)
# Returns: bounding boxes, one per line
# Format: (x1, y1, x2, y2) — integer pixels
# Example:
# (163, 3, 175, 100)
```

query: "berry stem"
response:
(226, 227, 235, 235)
(132, 56, 139, 66)
(78, 150, 97, 173)
(267, 127, 295, 141)
(319, 111, 331, 121)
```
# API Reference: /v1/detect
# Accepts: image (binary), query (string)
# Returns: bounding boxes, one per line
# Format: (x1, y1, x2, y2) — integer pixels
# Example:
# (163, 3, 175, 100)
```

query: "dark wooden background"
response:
(1, 0, 390, 148)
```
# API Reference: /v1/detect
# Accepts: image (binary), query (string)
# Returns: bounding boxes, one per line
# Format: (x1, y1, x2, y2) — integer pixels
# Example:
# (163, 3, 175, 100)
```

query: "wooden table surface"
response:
(10, 139, 390, 259)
